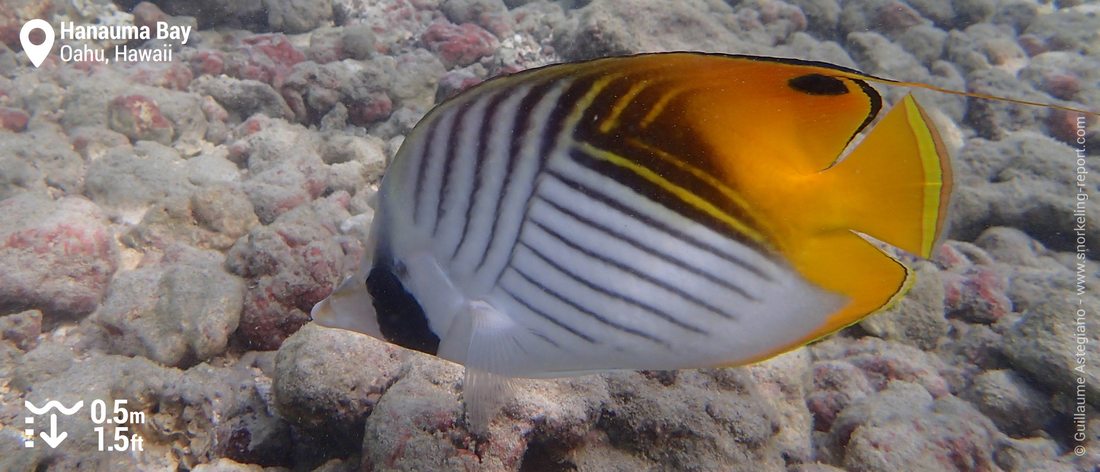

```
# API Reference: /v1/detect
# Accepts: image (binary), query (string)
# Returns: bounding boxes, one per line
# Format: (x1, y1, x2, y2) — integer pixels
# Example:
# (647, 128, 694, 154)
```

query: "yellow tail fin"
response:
(824, 93, 953, 259)
(780, 94, 952, 349)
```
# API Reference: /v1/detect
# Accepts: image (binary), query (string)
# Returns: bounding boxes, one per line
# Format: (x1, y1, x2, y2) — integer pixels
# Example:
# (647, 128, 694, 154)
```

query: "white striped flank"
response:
(432, 92, 495, 262)
(446, 86, 530, 285)
(467, 81, 571, 292)
(412, 106, 457, 229)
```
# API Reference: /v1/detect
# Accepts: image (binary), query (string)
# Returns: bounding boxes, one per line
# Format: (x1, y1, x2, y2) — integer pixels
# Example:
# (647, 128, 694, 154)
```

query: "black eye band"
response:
(788, 74, 849, 96)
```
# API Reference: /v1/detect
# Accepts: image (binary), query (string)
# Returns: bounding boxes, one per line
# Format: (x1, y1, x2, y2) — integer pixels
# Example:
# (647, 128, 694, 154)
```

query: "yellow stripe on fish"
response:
(310, 53, 1090, 388)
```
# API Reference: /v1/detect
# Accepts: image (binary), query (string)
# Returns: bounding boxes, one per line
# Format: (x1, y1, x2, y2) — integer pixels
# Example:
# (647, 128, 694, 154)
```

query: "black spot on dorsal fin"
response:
(367, 263, 440, 355)
(788, 74, 849, 96)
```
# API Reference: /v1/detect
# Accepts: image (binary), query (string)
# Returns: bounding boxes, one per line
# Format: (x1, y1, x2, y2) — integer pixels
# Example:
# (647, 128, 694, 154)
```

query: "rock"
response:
(68, 126, 131, 161)
(388, 50, 448, 112)
(894, 23, 949, 66)
(0, 106, 29, 131)
(1003, 296, 1100, 407)
(360, 355, 476, 470)
(132, 1, 169, 31)
(171, 356, 293, 467)
(319, 132, 387, 167)
(225, 200, 348, 350)
(807, 360, 875, 433)
(93, 248, 244, 367)
(904, 0, 954, 28)
(421, 21, 500, 69)
(127, 62, 195, 91)
(307, 24, 376, 64)
(321, 161, 370, 198)
(200, 96, 232, 144)
(266, 0, 334, 34)
(186, 149, 243, 186)
(788, 0, 842, 39)
(273, 325, 402, 448)
(229, 119, 331, 222)
(972, 226, 1046, 267)
(811, 337, 951, 399)
(553, 0, 756, 60)
(993, 436, 1061, 472)
(1022, 7, 1100, 55)
(0, 309, 42, 350)
(828, 382, 1002, 472)
(0, 194, 118, 321)
(597, 368, 787, 471)
(859, 261, 949, 350)
(85, 141, 195, 213)
(789, 465, 847, 472)
(8, 340, 75, 390)
(748, 349, 816, 463)
(190, 76, 294, 122)
(153, 0, 266, 30)
(191, 458, 265, 472)
(837, 0, 921, 37)
(949, 133, 1100, 253)
(952, 0, 996, 28)
(108, 94, 176, 144)
(0, 0, 58, 51)
(934, 319, 1006, 393)
(281, 58, 395, 126)
(1019, 51, 1100, 117)
(341, 23, 377, 60)
(954, 69, 1049, 139)
(962, 369, 1053, 437)
(844, 31, 967, 119)
(990, 0, 1038, 34)
(224, 34, 306, 88)
(939, 244, 1012, 324)
(436, 66, 485, 102)
(441, 0, 509, 29)
(726, 0, 810, 47)
(359, 352, 606, 471)
(61, 70, 208, 154)
(846, 31, 928, 81)
(945, 23, 1028, 76)
(0, 125, 85, 199)
(123, 185, 258, 251)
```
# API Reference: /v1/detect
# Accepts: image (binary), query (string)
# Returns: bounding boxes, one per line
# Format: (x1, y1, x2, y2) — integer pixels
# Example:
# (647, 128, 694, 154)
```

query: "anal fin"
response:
(461, 300, 522, 435)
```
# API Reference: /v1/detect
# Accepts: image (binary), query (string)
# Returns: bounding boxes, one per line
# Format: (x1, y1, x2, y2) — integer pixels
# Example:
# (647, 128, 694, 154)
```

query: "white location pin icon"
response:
(20, 19, 55, 68)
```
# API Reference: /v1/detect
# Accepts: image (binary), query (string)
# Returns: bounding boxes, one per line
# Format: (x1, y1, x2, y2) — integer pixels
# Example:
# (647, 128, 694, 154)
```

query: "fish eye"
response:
(788, 74, 849, 96)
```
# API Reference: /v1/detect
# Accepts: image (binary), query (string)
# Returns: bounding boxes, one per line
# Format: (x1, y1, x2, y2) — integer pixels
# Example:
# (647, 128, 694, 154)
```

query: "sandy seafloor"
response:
(0, 0, 1098, 470)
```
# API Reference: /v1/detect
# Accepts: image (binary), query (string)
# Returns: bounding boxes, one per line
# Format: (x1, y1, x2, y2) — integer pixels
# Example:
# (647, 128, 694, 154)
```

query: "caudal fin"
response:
(825, 93, 953, 259)
(782, 94, 953, 346)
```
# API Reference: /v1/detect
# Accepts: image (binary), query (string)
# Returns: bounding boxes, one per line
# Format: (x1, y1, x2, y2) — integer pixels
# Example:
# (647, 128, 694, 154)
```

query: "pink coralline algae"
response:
(1048, 108, 1095, 145)
(128, 62, 195, 91)
(421, 21, 500, 69)
(226, 34, 306, 88)
(226, 200, 348, 350)
(936, 244, 1012, 324)
(0, 106, 30, 131)
(107, 94, 175, 144)
(0, 196, 118, 321)
(941, 267, 1012, 324)
(348, 93, 393, 126)
(190, 50, 226, 76)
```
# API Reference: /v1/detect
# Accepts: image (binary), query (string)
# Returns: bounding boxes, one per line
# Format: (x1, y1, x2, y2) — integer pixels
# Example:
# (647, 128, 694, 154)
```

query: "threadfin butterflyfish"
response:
(310, 52, 1095, 429)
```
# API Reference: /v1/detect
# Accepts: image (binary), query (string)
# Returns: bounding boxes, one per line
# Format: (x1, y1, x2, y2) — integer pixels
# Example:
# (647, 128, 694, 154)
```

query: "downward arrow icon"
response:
(40, 414, 67, 448)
